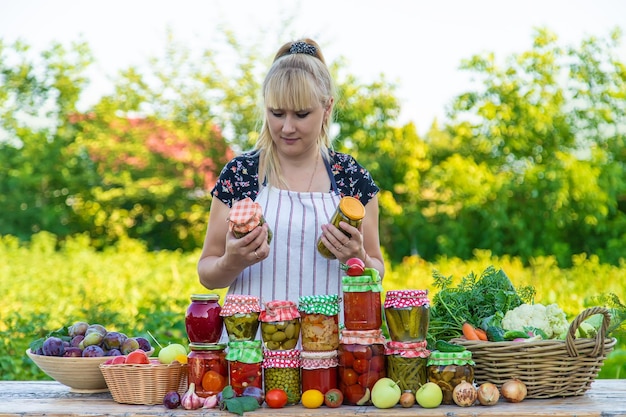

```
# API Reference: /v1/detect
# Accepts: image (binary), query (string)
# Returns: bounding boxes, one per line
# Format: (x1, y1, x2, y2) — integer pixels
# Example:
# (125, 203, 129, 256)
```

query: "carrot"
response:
(474, 328, 488, 341)
(462, 322, 481, 341)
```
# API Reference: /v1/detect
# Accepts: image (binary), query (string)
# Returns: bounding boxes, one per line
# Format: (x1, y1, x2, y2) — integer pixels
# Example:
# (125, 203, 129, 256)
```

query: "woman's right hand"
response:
(224, 223, 270, 267)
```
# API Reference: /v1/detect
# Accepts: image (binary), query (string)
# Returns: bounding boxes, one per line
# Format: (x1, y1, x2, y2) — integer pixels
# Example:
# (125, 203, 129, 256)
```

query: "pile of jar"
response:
(182, 265, 471, 406)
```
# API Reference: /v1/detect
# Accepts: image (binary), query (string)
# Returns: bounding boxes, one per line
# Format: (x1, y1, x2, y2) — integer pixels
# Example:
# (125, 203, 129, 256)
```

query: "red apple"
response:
(125, 349, 150, 364)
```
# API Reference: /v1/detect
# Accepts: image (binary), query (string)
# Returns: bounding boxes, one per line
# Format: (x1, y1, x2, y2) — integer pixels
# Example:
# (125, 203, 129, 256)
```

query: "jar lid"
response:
(301, 350, 338, 369)
(427, 350, 475, 366)
(189, 342, 226, 351)
(385, 341, 430, 358)
(220, 294, 261, 316)
(342, 269, 382, 292)
(262, 348, 301, 368)
(228, 197, 263, 233)
(225, 340, 263, 363)
(298, 294, 340, 315)
(259, 300, 301, 322)
(384, 290, 430, 308)
(339, 196, 365, 221)
(340, 329, 386, 345)
(190, 293, 220, 302)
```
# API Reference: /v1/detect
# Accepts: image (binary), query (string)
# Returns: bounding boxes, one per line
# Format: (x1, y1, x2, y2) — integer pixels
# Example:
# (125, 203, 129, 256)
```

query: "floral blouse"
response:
(211, 150, 379, 207)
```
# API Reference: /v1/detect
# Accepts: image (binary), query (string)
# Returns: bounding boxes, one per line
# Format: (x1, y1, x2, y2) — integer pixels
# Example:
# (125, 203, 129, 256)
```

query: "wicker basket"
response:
(452, 306, 617, 399)
(100, 362, 188, 405)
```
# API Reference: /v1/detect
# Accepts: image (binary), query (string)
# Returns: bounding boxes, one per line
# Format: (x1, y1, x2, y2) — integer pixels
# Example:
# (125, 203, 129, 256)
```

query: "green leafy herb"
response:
(219, 385, 260, 415)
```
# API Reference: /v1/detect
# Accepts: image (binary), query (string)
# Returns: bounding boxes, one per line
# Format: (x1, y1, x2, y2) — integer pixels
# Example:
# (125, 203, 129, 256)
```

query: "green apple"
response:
(371, 378, 401, 409)
(415, 382, 443, 408)
(158, 343, 187, 364)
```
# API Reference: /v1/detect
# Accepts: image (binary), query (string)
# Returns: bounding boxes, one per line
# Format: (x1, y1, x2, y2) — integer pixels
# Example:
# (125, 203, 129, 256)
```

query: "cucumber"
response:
(503, 330, 530, 341)
(435, 340, 466, 352)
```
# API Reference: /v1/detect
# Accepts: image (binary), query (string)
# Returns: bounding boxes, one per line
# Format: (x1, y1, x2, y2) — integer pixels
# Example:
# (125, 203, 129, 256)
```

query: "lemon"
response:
(301, 389, 324, 409)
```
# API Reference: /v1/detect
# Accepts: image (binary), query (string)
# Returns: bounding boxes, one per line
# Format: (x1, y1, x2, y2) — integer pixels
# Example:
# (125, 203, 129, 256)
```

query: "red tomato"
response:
(352, 359, 369, 374)
(352, 346, 372, 360)
(369, 355, 385, 373)
(324, 388, 344, 408)
(357, 372, 379, 390)
(265, 388, 288, 408)
(344, 384, 365, 405)
(341, 368, 358, 386)
(339, 350, 354, 367)
(202, 370, 226, 394)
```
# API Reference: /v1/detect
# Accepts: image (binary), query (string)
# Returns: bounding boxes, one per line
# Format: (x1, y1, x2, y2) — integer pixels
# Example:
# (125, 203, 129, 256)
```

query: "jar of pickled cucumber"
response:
(228, 197, 272, 243)
(185, 294, 223, 344)
(226, 340, 263, 396)
(298, 294, 340, 351)
(301, 350, 338, 393)
(259, 300, 301, 350)
(317, 196, 365, 259)
(342, 269, 383, 331)
(384, 290, 430, 342)
(385, 341, 430, 393)
(220, 295, 261, 342)
(338, 329, 386, 405)
(263, 349, 301, 405)
(187, 343, 228, 398)
(427, 350, 475, 405)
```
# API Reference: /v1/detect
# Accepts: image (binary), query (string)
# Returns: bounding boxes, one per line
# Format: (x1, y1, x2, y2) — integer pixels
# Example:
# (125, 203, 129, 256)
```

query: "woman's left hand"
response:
(319, 221, 365, 263)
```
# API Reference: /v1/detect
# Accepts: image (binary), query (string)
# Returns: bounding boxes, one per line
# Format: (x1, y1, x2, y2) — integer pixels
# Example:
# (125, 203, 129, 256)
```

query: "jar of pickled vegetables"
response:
(385, 341, 430, 393)
(427, 350, 475, 405)
(220, 295, 261, 342)
(259, 300, 301, 350)
(298, 294, 340, 351)
(384, 289, 430, 342)
(301, 350, 339, 393)
(226, 340, 263, 396)
(187, 343, 228, 398)
(317, 196, 365, 259)
(263, 349, 301, 405)
(338, 329, 386, 405)
(342, 269, 383, 330)
(228, 197, 272, 243)
(185, 294, 223, 344)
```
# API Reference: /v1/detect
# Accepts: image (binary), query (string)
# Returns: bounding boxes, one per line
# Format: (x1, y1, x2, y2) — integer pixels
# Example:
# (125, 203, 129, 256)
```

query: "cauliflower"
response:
(501, 303, 569, 339)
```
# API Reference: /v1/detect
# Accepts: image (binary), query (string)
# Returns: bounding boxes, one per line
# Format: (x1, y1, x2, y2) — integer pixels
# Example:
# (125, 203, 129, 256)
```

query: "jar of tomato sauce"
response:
(317, 196, 365, 259)
(385, 340, 430, 393)
(226, 340, 263, 396)
(298, 294, 340, 351)
(263, 349, 301, 405)
(342, 268, 383, 330)
(259, 300, 301, 351)
(338, 329, 386, 405)
(301, 350, 338, 393)
(384, 289, 430, 342)
(220, 295, 261, 342)
(185, 294, 223, 343)
(187, 343, 227, 398)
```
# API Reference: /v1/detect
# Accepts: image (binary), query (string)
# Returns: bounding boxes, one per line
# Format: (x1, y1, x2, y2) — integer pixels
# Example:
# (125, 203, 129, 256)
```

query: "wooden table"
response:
(1, 380, 625, 417)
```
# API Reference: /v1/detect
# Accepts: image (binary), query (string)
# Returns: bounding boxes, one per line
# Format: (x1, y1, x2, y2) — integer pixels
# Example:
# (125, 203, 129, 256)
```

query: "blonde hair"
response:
(255, 38, 335, 189)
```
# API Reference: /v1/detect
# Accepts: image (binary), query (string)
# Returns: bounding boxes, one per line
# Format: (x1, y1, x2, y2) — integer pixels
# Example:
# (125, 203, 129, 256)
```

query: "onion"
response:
(452, 381, 477, 407)
(476, 382, 500, 406)
(501, 378, 527, 403)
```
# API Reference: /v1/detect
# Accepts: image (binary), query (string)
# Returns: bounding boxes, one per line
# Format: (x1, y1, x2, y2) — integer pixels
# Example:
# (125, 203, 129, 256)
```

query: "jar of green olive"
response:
(427, 350, 475, 405)
(384, 289, 430, 342)
(220, 295, 261, 342)
(263, 349, 301, 405)
(259, 300, 301, 351)
(317, 196, 365, 259)
(385, 341, 430, 393)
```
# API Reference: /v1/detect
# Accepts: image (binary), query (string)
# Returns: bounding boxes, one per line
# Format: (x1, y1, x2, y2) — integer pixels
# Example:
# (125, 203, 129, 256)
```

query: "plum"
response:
(64, 347, 83, 357)
(135, 337, 152, 352)
(163, 391, 181, 409)
(42, 337, 65, 356)
(82, 332, 104, 347)
(103, 331, 127, 350)
(82, 345, 105, 357)
(68, 321, 89, 337)
(70, 335, 85, 348)
(85, 324, 107, 337)
(121, 338, 140, 355)
(106, 348, 122, 356)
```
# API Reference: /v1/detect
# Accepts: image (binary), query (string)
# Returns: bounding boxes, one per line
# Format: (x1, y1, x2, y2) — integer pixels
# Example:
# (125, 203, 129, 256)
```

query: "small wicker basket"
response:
(100, 362, 188, 405)
(452, 306, 617, 399)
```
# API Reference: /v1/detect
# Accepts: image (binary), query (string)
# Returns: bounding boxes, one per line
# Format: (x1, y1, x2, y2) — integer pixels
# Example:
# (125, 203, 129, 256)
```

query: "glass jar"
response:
(228, 197, 272, 243)
(317, 196, 365, 259)
(385, 341, 430, 393)
(226, 340, 263, 396)
(338, 329, 386, 405)
(384, 289, 430, 342)
(298, 294, 340, 351)
(220, 295, 261, 342)
(342, 269, 383, 330)
(187, 343, 228, 398)
(185, 294, 223, 344)
(263, 349, 301, 405)
(427, 350, 475, 405)
(259, 300, 301, 351)
(301, 350, 339, 393)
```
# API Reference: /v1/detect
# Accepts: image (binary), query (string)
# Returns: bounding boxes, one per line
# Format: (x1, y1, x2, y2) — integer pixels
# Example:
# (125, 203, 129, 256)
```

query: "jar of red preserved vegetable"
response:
(220, 295, 261, 342)
(185, 294, 223, 344)
(385, 340, 430, 393)
(259, 300, 301, 350)
(298, 294, 340, 351)
(384, 289, 430, 342)
(226, 340, 263, 396)
(338, 329, 386, 405)
(301, 350, 338, 393)
(342, 269, 383, 330)
(263, 349, 301, 405)
(317, 196, 365, 259)
(187, 343, 227, 398)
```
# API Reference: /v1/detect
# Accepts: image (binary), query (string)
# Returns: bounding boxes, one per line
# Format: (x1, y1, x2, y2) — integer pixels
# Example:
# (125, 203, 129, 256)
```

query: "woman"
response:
(197, 38, 384, 303)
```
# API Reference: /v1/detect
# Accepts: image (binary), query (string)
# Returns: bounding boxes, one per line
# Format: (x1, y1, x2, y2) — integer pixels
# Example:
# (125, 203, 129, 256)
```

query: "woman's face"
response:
(266, 103, 328, 157)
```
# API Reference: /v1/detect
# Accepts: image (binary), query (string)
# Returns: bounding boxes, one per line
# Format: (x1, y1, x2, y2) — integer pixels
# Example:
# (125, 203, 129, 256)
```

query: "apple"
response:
(125, 349, 150, 364)
(371, 378, 401, 409)
(158, 343, 187, 364)
(415, 382, 443, 408)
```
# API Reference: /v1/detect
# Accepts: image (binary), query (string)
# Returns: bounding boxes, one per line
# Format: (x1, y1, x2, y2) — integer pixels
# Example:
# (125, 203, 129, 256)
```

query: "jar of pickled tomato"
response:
(427, 350, 475, 405)
(384, 289, 430, 342)
(317, 196, 365, 259)
(298, 294, 340, 351)
(301, 350, 338, 393)
(259, 300, 301, 351)
(342, 268, 383, 330)
(220, 294, 261, 342)
(226, 340, 263, 396)
(263, 349, 301, 405)
(338, 329, 386, 405)
(187, 343, 228, 398)
(185, 294, 223, 343)
(385, 340, 430, 393)
(228, 197, 272, 243)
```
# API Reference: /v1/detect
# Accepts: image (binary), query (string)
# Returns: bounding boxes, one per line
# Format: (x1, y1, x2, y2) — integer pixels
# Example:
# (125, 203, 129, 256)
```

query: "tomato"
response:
(357, 372, 378, 390)
(344, 384, 365, 405)
(201, 370, 226, 394)
(339, 350, 354, 367)
(352, 359, 369, 374)
(265, 388, 288, 408)
(341, 368, 358, 385)
(324, 388, 343, 408)
(344, 258, 366, 276)
(369, 355, 385, 373)
(352, 346, 372, 360)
